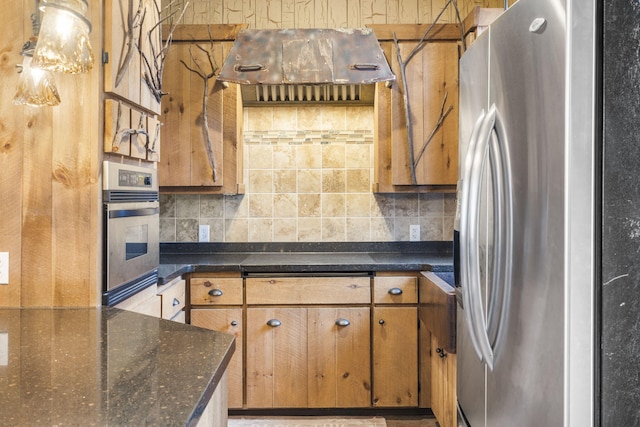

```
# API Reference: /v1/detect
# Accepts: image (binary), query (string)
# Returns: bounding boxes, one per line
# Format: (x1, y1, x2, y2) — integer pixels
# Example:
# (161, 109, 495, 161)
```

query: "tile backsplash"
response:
(160, 106, 456, 242)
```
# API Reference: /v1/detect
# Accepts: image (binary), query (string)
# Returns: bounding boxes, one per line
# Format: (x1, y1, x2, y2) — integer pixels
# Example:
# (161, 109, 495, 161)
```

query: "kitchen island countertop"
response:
(0, 307, 234, 426)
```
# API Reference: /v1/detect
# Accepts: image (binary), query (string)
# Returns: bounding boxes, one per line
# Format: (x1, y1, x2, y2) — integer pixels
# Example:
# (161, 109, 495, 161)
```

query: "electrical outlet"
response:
(0, 252, 8, 284)
(409, 225, 421, 241)
(198, 225, 210, 242)
(0, 332, 7, 366)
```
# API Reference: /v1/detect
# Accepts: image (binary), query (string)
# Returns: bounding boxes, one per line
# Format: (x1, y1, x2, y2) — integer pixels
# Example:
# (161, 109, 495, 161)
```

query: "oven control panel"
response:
(103, 161, 158, 192)
(118, 170, 153, 188)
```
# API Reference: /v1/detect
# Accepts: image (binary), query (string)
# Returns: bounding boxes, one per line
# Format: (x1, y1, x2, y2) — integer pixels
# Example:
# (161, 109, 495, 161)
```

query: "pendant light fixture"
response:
(13, 4, 61, 107)
(30, 0, 94, 74)
(13, 49, 61, 107)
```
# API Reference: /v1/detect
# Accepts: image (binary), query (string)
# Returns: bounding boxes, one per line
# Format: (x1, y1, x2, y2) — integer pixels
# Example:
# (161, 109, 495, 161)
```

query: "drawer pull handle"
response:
(231, 320, 238, 327)
(208, 289, 223, 297)
(388, 287, 403, 295)
(335, 318, 350, 327)
(172, 298, 180, 306)
(267, 319, 282, 327)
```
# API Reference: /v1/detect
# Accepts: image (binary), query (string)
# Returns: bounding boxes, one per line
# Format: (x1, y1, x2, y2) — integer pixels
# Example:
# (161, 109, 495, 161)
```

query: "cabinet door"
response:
(374, 40, 458, 191)
(246, 308, 308, 408)
(191, 308, 243, 409)
(431, 334, 457, 427)
(391, 41, 459, 186)
(372, 307, 418, 407)
(159, 40, 243, 193)
(307, 308, 371, 408)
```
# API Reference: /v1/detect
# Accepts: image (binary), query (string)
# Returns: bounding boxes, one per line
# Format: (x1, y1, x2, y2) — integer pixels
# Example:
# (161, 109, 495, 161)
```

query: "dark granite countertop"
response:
(158, 242, 453, 285)
(0, 307, 235, 427)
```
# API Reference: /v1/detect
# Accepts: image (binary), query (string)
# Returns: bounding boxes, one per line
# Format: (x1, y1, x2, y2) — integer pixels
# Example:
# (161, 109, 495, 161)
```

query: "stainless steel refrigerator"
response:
(455, 0, 597, 425)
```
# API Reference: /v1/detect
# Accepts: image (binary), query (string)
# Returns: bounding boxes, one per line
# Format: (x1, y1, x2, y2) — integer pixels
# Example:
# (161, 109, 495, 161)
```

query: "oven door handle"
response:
(108, 207, 159, 219)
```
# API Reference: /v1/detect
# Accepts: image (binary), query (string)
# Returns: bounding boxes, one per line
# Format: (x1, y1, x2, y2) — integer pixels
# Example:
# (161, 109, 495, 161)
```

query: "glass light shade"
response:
(31, 0, 94, 74)
(13, 56, 61, 107)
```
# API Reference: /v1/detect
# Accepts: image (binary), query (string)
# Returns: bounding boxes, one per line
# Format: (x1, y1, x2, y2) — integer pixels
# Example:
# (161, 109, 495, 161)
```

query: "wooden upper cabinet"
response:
(104, 0, 161, 115)
(372, 25, 460, 192)
(158, 26, 245, 194)
(390, 41, 459, 187)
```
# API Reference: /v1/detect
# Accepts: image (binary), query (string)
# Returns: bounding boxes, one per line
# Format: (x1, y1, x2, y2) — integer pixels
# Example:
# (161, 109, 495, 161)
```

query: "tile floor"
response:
(385, 416, 439, 427)
(228, 416, 439, 427)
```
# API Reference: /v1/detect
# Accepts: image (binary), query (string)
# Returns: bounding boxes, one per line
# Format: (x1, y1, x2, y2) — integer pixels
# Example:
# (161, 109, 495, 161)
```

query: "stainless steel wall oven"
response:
(103, 161, 159, 306)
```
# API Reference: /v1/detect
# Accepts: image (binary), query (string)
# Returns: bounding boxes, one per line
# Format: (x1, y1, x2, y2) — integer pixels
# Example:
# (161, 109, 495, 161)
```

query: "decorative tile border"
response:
(244, 130, 374, 145)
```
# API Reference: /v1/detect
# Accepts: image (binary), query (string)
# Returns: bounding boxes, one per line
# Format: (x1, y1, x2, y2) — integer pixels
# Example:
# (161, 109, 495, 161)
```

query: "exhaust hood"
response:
(217, 28, 395, 105)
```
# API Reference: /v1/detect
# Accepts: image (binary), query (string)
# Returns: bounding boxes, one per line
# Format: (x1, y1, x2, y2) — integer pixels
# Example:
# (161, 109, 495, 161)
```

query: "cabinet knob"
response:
(335, 318, 351, 327)
(267, 319, 282, 327)
(436, 347, 447, 358)
(172, 298, 180, 306)
(378, 319, 385, 325)
(388, 287, 403, 295)
(208, 289, 223, 297)
(230, 320, 238, 327)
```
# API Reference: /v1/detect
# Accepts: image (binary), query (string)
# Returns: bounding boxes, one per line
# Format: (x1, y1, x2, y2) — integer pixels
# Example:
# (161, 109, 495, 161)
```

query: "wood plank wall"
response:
(0, 0, 102, 307)
(165, 0, 508, 27)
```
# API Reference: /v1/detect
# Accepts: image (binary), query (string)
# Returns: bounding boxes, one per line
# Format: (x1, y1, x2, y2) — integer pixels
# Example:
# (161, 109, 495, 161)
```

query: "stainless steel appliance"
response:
(103, 161, 159, 306)
(455, 0, 597, 425)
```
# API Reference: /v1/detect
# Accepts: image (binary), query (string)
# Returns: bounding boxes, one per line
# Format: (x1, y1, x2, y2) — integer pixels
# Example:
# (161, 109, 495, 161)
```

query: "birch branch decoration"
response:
(138, 0, 188, 103)
(392, 0, 463, 185)
(112, 101, 148, 152)
(147, 121, 161, 154)
(115, 0, 144, 88)
(180, 31, 220, 183)
(414, 92, 454, 167)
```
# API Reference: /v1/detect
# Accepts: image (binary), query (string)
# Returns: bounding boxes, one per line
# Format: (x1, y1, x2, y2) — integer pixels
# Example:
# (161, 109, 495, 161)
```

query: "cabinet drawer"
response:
(159, 279, 186, 320)
(115, 285, 161, 318)
(191, 277, 243, 305)
(246, 276, 370, 305)
(373, 275, 418, 304)
(170, 310, 186, 324)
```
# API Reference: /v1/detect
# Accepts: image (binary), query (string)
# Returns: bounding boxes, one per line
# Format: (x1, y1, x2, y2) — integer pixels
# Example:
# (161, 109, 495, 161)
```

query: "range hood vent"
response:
(218, 28, 395, 105)
(241, 83, 374, 104)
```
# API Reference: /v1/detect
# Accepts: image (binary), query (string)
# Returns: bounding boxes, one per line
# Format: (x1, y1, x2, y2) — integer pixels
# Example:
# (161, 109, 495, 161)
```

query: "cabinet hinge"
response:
(102, 50, 109, 65)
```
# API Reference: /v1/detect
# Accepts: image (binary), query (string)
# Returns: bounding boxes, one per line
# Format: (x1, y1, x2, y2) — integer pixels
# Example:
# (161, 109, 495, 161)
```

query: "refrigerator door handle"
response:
(486, 104, 514, 364)
(460, 109, 487, 363)
(467, 107, 496, 370)
(468, 104, 514, 371)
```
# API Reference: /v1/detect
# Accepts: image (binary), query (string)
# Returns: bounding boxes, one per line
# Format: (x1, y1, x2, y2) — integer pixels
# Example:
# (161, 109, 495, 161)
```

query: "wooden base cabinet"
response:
(191, 308, 243, 409)
(430, 334, 457, 427)
(372, 306, 418, 407)
(186, 272, 455, 412)
(197, 370, 229, 427)
(308, 307, 371, 408)
(245, 307, 371, 409)
(246, 307, 308, 408)
(372, 274, 419, 407)
(419, 271, 458, 426)
(158, 277, 186, 322)
(189, 273, 244, 409)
